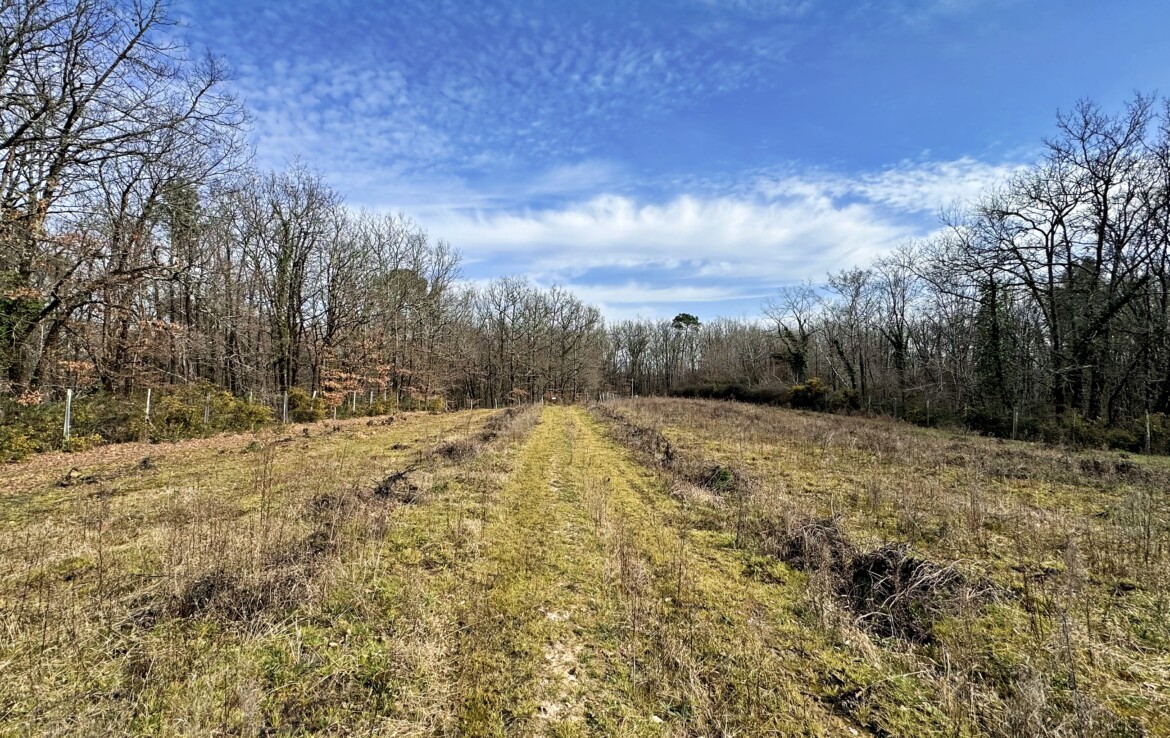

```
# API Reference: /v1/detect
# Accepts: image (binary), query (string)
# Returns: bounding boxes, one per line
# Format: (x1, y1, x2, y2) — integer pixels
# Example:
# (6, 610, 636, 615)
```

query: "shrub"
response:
(673, 383, 790, 407)
(0, 383, 275, 460)
(142, 383, 268, 440)
(76, 393, 140, 443)
(1104, 427, 1141, 453)
(287, 387, 324, 422)
(670, 382, 791, 406)
(789, 378, 829, 411)
(388, 394, 444, 413)
(971, 410, 1158, 453)
(60, 433, 103, 453)
(0, 380, 441, 462)
(0, 426, 36, 462)
(1149, 413, 1170, 455)
(364, 396, 399, 416)
(1059, 412, 1107, 449)
(0, 398, 68, 459)
(1116, 412, 1169, 454)
(963, 405, 1012, 438)
(827, 387, 861, 412)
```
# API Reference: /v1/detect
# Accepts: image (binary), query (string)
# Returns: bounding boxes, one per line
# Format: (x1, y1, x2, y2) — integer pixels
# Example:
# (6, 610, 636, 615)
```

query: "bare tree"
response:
(763, 280, 819, 382)
(0, 0, 246, 391)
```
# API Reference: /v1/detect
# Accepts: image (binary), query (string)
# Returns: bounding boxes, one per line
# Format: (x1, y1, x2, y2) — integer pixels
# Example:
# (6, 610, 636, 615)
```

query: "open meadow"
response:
(1, 400, 1167, 736)
(7, 2, 1170, 735)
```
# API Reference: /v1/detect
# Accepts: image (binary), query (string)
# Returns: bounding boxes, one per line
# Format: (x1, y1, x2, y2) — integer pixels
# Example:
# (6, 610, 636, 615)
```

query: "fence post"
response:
(63, 389, 72, 440)
(1146, 411, 1152, 454)
(351, 391, 356, 413)
(145, 388, 152, 423)
(282, 391, 289, 423)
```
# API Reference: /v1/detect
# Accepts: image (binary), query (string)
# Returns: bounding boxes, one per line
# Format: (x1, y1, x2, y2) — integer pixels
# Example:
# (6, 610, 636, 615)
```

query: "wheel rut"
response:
(453, 405, 870, 737)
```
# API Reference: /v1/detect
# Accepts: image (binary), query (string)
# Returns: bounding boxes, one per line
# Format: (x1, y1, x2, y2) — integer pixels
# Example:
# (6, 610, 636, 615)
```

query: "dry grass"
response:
(0, 408, 533, 735)
(601, 397, 1170, 736)
(451, 405, 899, 735)
(5, 397, 1165, 736)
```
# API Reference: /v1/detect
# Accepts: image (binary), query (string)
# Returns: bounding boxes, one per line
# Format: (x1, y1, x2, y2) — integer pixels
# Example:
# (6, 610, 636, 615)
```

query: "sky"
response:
(177, 0, 1170, 321)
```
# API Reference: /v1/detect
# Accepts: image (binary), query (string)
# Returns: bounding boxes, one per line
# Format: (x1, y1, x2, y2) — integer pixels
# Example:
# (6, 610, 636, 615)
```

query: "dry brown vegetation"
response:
(602, 397, 1170, 736)
(0, 408, 542, 734)
(3, 398, 1167, 736)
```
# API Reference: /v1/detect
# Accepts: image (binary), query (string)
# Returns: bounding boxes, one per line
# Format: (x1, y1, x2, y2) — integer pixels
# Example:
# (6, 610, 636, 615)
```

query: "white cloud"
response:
(423, 189, 906, 284)
(522, 161, 624, 197)
(691, 0, 814, 21)
(567, 282, 770, 305)
(757, 157, 1023, 214)
(849, 0, 1010, 27)
(174, 0, 1035, 322)
(187, 0, 800, 171)
(410, 156, 1020, 318)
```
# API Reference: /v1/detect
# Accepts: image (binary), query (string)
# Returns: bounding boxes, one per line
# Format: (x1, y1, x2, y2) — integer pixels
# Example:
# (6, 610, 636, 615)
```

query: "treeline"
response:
(606, 96, 1170, 451)
(0, 0, 605, 427)
(6, 1, 1170, 456)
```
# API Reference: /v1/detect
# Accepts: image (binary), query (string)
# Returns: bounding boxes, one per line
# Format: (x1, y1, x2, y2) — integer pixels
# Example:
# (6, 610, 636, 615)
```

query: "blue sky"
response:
(177, 0, 1170, 320)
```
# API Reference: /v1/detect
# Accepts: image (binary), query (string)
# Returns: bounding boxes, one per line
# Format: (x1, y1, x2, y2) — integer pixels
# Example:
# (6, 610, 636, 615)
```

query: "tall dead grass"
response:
(597, 397, 1169, 736)
(0, 409, 510, 734)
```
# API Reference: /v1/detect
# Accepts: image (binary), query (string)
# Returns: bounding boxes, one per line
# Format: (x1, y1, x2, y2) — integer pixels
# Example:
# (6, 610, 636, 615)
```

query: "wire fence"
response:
(6, 383, 437, 447)
(9, 383, 614, 448)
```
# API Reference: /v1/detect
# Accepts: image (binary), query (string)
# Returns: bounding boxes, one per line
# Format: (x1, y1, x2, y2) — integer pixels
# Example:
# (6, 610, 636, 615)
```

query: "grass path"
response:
(454, 404, 635, 735)
(3, 404, 972, 735)
(454, 405, 887, 736)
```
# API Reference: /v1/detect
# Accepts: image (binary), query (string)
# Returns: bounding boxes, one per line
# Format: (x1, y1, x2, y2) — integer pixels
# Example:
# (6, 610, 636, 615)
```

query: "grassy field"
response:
(603, 398, 1170, 737)
(1, 400, 1167, 736)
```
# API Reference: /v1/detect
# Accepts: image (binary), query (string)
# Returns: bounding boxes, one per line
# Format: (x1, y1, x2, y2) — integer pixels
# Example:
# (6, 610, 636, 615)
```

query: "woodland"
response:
(5, 0, 1170, 454)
